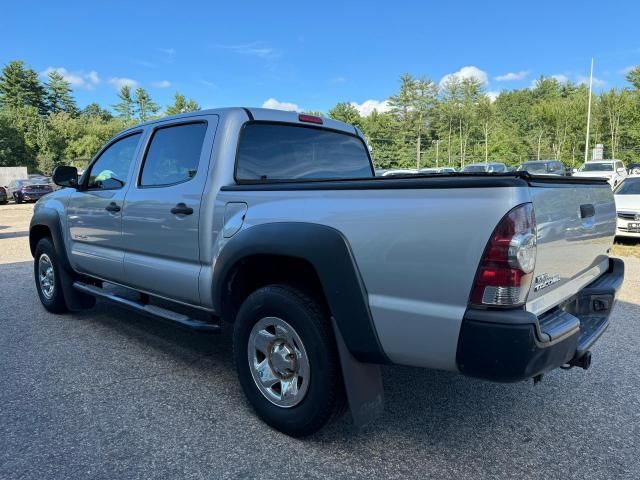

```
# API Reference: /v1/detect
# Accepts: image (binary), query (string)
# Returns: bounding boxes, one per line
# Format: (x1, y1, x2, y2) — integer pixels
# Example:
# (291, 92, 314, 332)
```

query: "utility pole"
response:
(432, 139, 440, 168)
(416, 135, 421, 169)
(584, 57, 594, 163)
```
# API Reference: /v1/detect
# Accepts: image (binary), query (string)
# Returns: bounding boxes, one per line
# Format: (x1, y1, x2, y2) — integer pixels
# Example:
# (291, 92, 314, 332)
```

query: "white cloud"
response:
(576, 75, 606, 88)
(620, 65, 635, 74)
(495, 70, 529, 81)
(486, 91, 499, 102)
(152, 80, 172, 88)
(262, 98, 301, 112)
(41, 67, 100, 90)
(551, 74, 569, 84)
(439, 66, 488, 87)
(159, 47, 176, 56)
(215, 42, 279, 59)
(349, 99, 391, 116)
(108, 77, 138, 90)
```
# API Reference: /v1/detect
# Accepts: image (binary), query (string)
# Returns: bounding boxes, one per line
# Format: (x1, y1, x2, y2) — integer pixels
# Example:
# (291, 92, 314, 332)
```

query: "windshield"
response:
(614, 179, 640, 195)
(579, 163, 613, 172)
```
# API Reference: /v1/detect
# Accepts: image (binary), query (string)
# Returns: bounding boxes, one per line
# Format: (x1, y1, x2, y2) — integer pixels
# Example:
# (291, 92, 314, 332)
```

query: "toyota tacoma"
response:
(29, 108, 624, 436)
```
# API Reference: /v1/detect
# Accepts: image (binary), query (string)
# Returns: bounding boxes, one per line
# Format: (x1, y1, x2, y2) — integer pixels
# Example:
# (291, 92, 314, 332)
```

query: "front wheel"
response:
(233, 285, 345, 437)
(34, 238, 69, 313)
(14, 194, 22, 204)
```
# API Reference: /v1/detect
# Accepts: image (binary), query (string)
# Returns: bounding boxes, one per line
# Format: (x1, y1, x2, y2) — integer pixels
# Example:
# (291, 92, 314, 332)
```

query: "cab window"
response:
(139, 122, 207, 187)
(86, 133, 142, 190)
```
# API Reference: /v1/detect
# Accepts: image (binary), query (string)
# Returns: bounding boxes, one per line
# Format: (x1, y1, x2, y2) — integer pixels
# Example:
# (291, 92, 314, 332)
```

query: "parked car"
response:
(461, 162, 508, 173)
(627, 163, 640, 176)
(517, 160, 568, 176)
(614, 177, 640, 238)
(438, 167, 457, 173)
(0, 186, 7, 204)
(573, 160, 627, 188)
(6, 179, 53, 203)
(30, 107, 623, 437)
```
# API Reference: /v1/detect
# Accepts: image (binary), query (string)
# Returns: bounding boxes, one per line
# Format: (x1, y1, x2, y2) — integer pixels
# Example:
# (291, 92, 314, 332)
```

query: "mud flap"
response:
(332, 318, 384, 429)
(59, 268, 95, 312)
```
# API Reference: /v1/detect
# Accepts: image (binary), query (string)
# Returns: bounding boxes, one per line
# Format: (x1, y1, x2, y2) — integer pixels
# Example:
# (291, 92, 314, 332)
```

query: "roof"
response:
(120, 107, 357, 136)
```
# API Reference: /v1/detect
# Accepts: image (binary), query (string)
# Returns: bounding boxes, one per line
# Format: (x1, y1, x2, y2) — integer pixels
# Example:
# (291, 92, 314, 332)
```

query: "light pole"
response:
(432, 139, 440, 169)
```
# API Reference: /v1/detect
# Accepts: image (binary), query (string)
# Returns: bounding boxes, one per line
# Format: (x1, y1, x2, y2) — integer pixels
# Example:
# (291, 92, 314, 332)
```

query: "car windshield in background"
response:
(615, 179, 640, 195)
(580, 163, 613, 172)
(236, 123, 373, 181)
(462, 165, 487, 172)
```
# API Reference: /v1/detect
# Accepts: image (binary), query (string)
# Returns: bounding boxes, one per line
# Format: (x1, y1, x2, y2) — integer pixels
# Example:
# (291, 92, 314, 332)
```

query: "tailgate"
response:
(526, 179, 616, 315)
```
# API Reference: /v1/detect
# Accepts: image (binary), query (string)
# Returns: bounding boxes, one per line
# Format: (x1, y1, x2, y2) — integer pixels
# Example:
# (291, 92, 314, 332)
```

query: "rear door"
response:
(121, 116, 218, 305)
(526, 180, 616, 315)
(67, 131, 143, 281)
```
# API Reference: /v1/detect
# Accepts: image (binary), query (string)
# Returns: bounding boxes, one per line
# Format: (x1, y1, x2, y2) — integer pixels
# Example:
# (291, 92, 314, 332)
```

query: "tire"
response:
(34, 238, 69, 313)
(233, 285, 345, 437)
(14, 194, 22, 204)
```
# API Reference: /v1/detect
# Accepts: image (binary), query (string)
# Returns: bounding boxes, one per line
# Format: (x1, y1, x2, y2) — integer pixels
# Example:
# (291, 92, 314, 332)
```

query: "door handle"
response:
(105, 202, 121, 213)
(171, 203, 193, 216)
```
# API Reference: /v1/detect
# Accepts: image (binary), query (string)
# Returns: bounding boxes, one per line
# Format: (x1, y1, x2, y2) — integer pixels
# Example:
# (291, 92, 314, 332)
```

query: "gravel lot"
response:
(1, 203, 639, 479)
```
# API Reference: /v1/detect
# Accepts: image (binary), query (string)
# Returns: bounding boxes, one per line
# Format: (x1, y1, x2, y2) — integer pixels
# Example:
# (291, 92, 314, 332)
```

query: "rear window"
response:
(235, 123, 373, 182)
(580, 163, 613, 172)
(462, 165, 487, 172)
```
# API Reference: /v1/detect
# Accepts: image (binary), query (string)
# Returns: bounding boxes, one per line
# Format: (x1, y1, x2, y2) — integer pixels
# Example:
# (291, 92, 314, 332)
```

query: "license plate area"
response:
(628, 222, 640, 232)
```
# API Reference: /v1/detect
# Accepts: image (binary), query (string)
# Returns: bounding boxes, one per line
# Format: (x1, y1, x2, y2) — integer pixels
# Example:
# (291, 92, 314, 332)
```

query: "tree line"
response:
(328, 70, 640, 170)
(0, 60, 200, 174)
(0, 59, 639, 175)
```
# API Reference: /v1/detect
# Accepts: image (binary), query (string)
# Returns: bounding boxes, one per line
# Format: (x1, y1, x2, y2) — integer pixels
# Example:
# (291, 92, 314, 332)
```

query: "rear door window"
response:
(140, 122, 207, 187)
(235, 123, 373, 182)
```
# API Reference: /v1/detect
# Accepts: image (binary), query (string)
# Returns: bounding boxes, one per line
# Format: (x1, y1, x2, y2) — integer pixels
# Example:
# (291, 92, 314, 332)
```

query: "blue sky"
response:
(3, 0, 639, 114)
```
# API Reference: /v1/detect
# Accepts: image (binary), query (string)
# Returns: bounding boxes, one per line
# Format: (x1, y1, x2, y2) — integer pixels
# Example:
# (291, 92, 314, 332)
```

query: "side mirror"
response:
(52, 165, 79, 188)
(617, 168, 626, 174)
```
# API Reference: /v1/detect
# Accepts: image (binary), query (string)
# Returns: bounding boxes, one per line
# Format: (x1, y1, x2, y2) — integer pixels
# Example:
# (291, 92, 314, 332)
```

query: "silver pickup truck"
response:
(30, 108, 624, 436)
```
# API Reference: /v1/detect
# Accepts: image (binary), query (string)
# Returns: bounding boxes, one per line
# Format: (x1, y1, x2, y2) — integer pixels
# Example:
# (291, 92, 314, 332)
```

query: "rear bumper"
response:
(456, 257, 624, 382)
(21, 192, 48, 201)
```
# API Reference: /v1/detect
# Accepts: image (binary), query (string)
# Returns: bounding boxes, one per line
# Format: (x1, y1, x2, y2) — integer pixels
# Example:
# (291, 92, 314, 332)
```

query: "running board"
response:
(73, 281, 221, 333)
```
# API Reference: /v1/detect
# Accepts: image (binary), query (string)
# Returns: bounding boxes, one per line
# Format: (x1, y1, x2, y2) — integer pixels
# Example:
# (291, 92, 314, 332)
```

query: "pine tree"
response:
(625, 65, 640, 91)
(82, 102, 113, 121)
(45, 70, 78, 115)
(165, 92, 200, 115)
(134, 87, 160, 121)
(0, 60, 46, 113)
(328, 102, 362, 129)
(113, 85, 135, 120)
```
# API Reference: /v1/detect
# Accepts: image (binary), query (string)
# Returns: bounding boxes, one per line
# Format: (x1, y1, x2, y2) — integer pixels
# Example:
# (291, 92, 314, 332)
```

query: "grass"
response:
(612, 238, 640, 259)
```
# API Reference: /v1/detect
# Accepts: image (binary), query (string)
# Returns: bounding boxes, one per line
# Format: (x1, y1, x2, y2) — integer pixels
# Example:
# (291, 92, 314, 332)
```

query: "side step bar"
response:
(73, 281, 221, 333)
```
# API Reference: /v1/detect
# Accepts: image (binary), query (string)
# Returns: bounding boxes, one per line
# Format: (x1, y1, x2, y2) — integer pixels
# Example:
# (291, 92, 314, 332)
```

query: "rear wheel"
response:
(14, 194, 22, 204)
(233, 285, 344, 437)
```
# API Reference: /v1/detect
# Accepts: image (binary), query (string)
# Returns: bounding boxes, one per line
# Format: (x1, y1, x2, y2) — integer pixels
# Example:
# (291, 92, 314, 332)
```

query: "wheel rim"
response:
(38, 253, 55, 300)
(248, 316, 310, 408)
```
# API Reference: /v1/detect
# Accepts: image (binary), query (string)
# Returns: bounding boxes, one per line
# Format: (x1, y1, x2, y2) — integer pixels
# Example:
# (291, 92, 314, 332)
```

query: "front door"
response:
(121, 117, 217, 305)
(67, 132, 143, 282)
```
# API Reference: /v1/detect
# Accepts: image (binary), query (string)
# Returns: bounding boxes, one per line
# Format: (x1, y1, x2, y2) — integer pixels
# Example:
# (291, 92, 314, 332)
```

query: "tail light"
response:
(470, 203, 537, 307)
